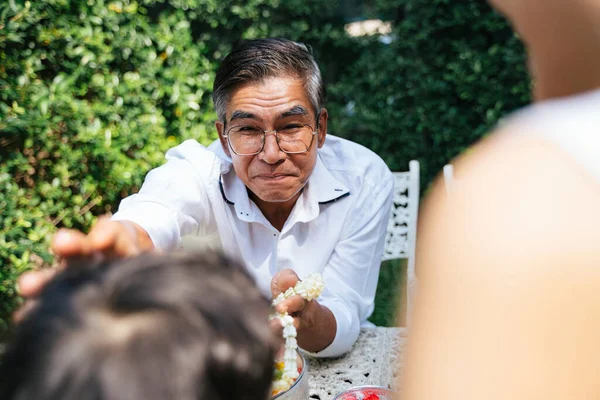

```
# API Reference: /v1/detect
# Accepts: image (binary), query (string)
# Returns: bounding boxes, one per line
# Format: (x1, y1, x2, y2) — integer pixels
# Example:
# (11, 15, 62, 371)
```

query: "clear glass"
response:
(224, 124, 317, 156)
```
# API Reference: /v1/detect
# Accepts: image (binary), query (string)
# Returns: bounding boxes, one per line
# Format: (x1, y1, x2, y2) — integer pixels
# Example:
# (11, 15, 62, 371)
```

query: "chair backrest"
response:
(382, 160, 420, 323)
(443, 163, 454, 194)
(444, 164, 454, 193)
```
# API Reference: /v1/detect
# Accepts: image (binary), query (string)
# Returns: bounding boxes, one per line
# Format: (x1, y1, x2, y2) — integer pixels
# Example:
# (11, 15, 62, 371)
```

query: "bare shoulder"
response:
(420, 125, 600, 279)
(406, 125, 600, 400)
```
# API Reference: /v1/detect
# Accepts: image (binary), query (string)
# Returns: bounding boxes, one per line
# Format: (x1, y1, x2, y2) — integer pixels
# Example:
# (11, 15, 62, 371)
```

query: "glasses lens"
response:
(277, 125, 313, 153)
(227, 125, 314, 154)
(228, 126, 264, 155)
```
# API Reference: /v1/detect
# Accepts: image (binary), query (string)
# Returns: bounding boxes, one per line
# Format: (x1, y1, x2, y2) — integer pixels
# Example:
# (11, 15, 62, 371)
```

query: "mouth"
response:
(256, 174, 293, 181)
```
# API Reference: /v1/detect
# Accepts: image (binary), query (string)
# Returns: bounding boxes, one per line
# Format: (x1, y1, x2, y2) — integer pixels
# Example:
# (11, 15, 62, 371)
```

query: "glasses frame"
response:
(223, 123, 319, 156)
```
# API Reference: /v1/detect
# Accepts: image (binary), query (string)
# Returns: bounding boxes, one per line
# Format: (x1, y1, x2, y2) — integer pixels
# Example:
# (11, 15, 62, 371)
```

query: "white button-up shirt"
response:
(113, 134, 393, 357)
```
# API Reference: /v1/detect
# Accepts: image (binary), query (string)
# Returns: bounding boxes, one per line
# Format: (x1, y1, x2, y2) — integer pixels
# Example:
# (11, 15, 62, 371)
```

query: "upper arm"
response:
(321, 175, 394, 313)
(315, 175, 394, 356)
(403, 130, 600, 400)
(113, 158, 210, 250)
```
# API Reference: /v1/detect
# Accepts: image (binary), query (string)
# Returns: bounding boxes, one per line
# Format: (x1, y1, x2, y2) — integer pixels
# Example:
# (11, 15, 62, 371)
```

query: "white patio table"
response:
(305, 327, 407, 400)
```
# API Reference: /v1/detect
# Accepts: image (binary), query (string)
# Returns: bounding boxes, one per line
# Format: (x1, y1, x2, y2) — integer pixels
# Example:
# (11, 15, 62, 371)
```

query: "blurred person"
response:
(401, 0, 600, 399)
(1, 251, 278, 400)
(18, 38, 394, 356)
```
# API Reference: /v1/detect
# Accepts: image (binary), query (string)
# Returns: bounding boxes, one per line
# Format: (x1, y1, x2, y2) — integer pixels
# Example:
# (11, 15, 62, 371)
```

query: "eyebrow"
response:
(279, 105, 309, 119)
(228, 105, 310, 123)
(229, 110, 258, 122)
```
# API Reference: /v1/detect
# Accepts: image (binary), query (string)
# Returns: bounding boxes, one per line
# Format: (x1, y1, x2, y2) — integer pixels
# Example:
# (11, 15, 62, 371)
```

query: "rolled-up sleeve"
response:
(309, 174, 394, 357)
(112, 142, 214, 250)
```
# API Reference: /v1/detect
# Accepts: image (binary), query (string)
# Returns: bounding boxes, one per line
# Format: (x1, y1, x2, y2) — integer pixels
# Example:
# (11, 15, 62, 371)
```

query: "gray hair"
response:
(212, 38, 326, 124)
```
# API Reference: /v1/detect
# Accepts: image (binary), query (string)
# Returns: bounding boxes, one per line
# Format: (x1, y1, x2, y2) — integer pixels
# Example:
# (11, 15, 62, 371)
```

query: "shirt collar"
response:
(290, 155, 350, 225)
(307, 155, 350, 204)
(220, 168, 255, 221)
(217, 151, 350, 224)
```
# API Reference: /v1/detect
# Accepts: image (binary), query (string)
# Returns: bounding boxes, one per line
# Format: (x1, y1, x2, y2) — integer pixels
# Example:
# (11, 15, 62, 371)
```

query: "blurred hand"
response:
(15, 216, 152, 321)
(51, 216, 149, 260)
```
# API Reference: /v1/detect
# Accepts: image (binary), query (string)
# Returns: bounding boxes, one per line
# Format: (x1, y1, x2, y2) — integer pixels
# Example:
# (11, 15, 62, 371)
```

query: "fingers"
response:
(51, 216, 140, 260)
(275, 295, 308, 331)
(51, 229, 94, 258)
(17, 268, 57, 298)
(87, 217, 124, 252)
(12, 299, 38, 323)
(14, 268, 57, 323)
(269, 318, 285, 342)
(275, 294, 307, 315)
(271, 270, 306, 330)
(87, 219, 139, 258)
(17, 216, 142, 326)
(112, 222, 142, 257)
(271, 269, 300, 298)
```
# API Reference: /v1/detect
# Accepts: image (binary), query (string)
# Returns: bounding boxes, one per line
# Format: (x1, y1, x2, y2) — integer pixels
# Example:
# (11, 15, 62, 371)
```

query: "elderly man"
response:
(19, 38, 394, 356)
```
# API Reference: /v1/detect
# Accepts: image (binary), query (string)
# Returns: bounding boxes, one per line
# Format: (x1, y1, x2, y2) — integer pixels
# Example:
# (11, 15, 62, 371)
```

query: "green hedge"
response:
(327, 0, 531, 184)
(0, 0, 530, 331)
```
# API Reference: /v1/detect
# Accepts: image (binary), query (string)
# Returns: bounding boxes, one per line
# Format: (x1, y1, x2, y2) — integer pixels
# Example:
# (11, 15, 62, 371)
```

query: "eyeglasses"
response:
(224, 123, 318, 156)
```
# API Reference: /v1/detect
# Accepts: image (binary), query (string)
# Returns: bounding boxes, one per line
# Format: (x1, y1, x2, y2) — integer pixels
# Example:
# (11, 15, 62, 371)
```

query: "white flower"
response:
(284, 348, 296, 359)
(282, 325, 297, 339)
(270, 272, 324, 394)
(284, 287, 297, 298)
(273, 293, 286, 306)
(294, 281, 308, 297)
(296, 273, 325, 301)
(280, 314, 294, 326)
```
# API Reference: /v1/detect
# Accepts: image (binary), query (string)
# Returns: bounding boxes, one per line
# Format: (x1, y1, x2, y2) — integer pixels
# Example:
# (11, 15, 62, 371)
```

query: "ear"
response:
(216, 120, 231, 157)
(317, 108, 328, 148)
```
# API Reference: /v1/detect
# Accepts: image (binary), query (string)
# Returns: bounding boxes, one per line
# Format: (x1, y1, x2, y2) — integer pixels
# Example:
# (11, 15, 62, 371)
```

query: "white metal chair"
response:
(381, 160, 420, 325)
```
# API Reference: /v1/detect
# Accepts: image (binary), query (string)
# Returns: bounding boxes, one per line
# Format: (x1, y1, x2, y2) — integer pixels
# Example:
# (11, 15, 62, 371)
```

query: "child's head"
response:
(0, 251, 278, 400)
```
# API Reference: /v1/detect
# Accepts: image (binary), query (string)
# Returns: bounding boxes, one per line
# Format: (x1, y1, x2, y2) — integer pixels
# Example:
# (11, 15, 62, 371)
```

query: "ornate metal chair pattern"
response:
(381, 160, 420, 324)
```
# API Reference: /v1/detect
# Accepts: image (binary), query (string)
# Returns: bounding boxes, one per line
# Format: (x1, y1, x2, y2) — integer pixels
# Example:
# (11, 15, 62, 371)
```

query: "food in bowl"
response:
(271, 351, 309, 400)
(271, 352, 303, 397)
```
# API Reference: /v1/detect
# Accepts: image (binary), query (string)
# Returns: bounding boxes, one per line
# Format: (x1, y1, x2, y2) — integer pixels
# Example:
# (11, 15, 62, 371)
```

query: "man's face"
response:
(216, 76, 327, 204)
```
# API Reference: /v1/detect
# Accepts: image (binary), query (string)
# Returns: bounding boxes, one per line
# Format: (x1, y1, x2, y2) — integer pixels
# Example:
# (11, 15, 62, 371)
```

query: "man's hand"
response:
(50, 216, 151, 259)
(16, 216, 153, 320)
(271, 269, 308, 329)
(271, 269, 336, 353)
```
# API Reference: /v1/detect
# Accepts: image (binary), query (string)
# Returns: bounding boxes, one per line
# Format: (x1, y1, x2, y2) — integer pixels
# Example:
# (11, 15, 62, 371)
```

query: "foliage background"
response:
(0, 0, 530, 331)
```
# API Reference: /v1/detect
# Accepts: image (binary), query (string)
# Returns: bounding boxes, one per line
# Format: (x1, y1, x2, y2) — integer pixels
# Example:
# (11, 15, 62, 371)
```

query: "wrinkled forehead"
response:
(225, 76, 314, 121)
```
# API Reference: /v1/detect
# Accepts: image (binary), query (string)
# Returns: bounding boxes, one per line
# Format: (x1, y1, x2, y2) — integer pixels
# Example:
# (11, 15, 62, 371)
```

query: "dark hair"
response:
(0, 252, 278, 400)
(212, 38, 326, 123)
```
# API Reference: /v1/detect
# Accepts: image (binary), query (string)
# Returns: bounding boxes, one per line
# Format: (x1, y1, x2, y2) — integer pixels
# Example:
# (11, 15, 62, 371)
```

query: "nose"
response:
(259, 130, 286, 164)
